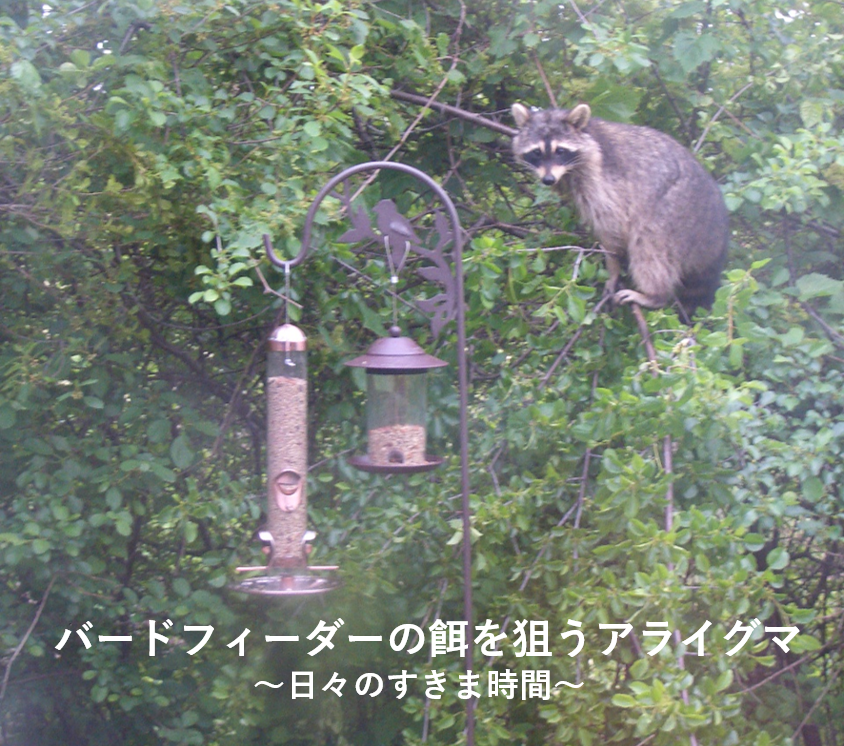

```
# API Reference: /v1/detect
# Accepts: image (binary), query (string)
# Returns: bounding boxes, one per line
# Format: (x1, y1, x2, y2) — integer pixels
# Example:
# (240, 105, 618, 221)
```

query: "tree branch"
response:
(0, 576, 56, 705)
(389, 89, 517, 137)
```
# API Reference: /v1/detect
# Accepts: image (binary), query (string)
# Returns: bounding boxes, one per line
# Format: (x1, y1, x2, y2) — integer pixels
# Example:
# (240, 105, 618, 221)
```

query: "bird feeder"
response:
(234, 322, 338, 596)
(265, 323, 308, 567)
(346, 326, 447, 474)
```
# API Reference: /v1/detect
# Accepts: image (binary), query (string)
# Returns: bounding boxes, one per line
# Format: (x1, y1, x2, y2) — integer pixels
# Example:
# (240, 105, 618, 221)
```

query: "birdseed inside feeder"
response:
(346, 326, 447, 474)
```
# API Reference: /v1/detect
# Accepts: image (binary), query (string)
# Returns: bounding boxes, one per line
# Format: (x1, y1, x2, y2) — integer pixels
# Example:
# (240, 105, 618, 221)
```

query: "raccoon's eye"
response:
(523, 148, 543, 166)
(554, 146, 577, 165)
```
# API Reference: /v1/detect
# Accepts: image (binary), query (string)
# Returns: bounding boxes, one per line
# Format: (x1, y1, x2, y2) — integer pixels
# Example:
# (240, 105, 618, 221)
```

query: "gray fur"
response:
(511, 103, 729, 317)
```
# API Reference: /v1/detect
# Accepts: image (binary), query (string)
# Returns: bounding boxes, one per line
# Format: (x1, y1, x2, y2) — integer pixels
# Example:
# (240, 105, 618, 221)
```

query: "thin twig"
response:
(649, 64, 692, 142)
(389, 90, 517, 137)
(541, 294, 612, 388)
(360, 3, 469, 205)
(421, 577, 450, 742)
(630, 304, 657, 362)
(569, 0, 594, 30)
(740, 645, 834, 694)
(485, 497, 580, 667)
(255, 263, 303, 308)
(633, 735, 657, 746)
(693, 82, 753, 153)
(542, 327, 585, 387)
(800, 301, 844, 350)
(516, 244, 592, 253)
(792, 663, 841, 742)
(784, 217, 844, 350)
(206, 340, 263, 462)
(532, 52, 557, 108)
(0, 576, 56, 704)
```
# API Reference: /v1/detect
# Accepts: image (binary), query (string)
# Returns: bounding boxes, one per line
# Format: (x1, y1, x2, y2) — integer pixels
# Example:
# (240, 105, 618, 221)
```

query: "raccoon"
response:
(511, 103, 728, 317)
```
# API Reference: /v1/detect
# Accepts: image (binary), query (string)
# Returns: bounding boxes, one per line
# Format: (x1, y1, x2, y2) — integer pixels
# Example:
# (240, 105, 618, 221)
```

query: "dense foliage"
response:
(1, 0, 843, 744)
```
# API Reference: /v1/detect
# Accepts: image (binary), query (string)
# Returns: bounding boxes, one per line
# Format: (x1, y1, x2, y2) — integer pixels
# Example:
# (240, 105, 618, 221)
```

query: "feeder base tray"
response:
(347, 454, 443, 474)
(232, 573, 340, 597)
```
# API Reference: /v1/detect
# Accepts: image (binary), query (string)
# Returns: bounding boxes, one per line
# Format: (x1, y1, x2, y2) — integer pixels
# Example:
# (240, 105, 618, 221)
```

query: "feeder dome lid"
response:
(345, 326, 447, 371)
(268, 323, 307, 351)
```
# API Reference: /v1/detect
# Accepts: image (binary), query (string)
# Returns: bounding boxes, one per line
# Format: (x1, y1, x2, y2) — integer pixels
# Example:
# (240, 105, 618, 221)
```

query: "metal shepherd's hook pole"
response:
(264, 161, 474, 745)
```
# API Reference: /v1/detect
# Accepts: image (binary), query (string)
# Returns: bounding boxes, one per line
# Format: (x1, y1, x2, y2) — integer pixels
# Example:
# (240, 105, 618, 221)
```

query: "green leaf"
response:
(714, 669, 733, 692)
(147, 419, 171, 443)
(802, 476, 824, 503)
(795, 273, 842, 301)
(0, 404, 17, 430)
(799, 100, 824, 128)
(170, 434, 195, 470)
(32, 538, 51, 555)
(115, 513, 133, 537)
(70, 49, 91, 68)
(612, 694, 638, 708)
(106, 488, 123, 510)
(11, 60, 41, 91)
(173, 577, 191, 597)
(673, 32, 721, 73)
(669, 1, 706, 17)
(743, 533, 767, 551)
(766, 547, 790, 571)
(303, 120, 322, 137)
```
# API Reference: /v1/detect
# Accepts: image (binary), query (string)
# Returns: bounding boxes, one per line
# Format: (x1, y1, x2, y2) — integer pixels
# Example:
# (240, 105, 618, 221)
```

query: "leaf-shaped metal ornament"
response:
(337, 204, 375, 244)
(409, 209, 458, 336)
(417, 294, 453, 338)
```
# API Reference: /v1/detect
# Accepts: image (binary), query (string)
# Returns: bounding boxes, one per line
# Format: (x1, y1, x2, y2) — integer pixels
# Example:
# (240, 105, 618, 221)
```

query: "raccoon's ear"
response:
(511, 103, 531, 128)
(567, 104, 591, 130)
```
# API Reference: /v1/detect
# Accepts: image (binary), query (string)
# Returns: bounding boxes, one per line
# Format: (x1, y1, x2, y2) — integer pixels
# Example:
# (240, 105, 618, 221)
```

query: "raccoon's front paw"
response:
(614, 289, 667, 309)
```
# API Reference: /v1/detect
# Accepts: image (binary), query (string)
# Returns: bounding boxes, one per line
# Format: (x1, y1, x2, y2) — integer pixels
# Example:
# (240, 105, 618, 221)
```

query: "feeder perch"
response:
(346, 325, 447, 474)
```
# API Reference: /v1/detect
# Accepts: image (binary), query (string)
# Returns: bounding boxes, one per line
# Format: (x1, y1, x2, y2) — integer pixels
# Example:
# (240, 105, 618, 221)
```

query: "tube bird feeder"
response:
(266, 323, 308, 567)
(233, 322, 338, 596)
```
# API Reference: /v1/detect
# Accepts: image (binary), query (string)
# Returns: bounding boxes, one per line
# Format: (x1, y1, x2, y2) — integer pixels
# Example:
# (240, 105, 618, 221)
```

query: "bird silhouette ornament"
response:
(373, 199, 421, 275)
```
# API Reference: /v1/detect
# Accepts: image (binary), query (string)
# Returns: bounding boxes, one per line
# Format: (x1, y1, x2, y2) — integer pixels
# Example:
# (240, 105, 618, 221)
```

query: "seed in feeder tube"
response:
(266, 377, 307, 468)
(368, 424, 426, 466)
(266, 376, 307, 562)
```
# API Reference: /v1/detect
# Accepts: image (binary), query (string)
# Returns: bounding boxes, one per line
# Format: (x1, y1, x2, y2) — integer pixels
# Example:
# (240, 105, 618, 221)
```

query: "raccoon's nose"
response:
(541, 174, 556, 186)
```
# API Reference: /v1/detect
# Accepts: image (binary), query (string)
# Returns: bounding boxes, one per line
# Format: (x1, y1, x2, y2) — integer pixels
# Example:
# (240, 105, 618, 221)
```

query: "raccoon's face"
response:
(511, 103, 592, 187)
(518, 142, 580, 186)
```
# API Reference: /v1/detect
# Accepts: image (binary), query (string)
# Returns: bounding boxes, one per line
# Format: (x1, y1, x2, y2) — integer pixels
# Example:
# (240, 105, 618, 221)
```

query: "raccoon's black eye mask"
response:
(521, 145, 577, 169)
(524, 148, 543, 167)
(554, 146, 576, 165)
